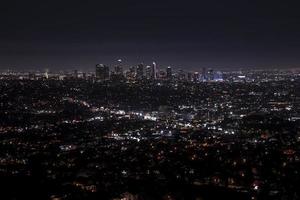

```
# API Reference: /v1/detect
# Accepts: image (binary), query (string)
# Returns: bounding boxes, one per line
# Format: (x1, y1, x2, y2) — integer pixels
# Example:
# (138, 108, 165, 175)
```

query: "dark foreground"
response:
(0, 78, 299, 199)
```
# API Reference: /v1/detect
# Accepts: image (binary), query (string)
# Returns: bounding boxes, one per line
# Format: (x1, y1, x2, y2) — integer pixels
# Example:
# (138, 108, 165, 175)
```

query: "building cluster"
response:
(95, 62, 223, 82)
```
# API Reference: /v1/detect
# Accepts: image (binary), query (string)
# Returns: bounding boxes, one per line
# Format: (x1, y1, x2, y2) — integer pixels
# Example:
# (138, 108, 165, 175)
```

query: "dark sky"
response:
(1, 0, 300, 70)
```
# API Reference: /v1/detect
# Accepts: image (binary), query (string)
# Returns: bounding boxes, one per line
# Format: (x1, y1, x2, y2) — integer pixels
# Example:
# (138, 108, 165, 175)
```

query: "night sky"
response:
(1, 0, 300, 70)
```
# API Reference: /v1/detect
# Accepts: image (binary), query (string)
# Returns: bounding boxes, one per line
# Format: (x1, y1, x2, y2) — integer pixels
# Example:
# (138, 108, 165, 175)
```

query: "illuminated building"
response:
(151, 62, 157, 80)
(146, 66, 151, 79)
(114, 59, 124, 78)
(166, 66, 172, 80)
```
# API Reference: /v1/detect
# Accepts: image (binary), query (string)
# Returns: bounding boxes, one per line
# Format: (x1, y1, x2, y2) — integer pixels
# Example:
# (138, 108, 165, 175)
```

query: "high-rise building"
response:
(146, 66, 151, 79)
(166, 66, 172, 80)
(151, 62, 157, 80)
(114, 59, 123, 76)
(96, 64, 110, 81)
(136, 63, 144, 80)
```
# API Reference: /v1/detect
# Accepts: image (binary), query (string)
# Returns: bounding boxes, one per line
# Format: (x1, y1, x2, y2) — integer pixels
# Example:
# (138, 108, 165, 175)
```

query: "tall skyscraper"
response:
(146, 66, 152, 79)
(96, 64, 110, 81)
(136, 63, 144, 80)
(114, 59, 123, 76)
(151, 62, 157, 80)
(166, 66, 172, 80)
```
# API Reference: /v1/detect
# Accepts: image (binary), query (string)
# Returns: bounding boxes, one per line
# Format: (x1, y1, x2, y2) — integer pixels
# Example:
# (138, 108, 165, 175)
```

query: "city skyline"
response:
(1, 59, 300, 73)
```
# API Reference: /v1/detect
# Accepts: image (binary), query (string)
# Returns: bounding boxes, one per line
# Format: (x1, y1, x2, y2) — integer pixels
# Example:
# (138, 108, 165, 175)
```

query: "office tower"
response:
(146, 66, 151, 79)
(136, 63, 144, 80)
(166, 66, 172, 80)
(114, 59, 123, 76)
(151, 62, 157, 80)
(96, 64, 110, 81)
